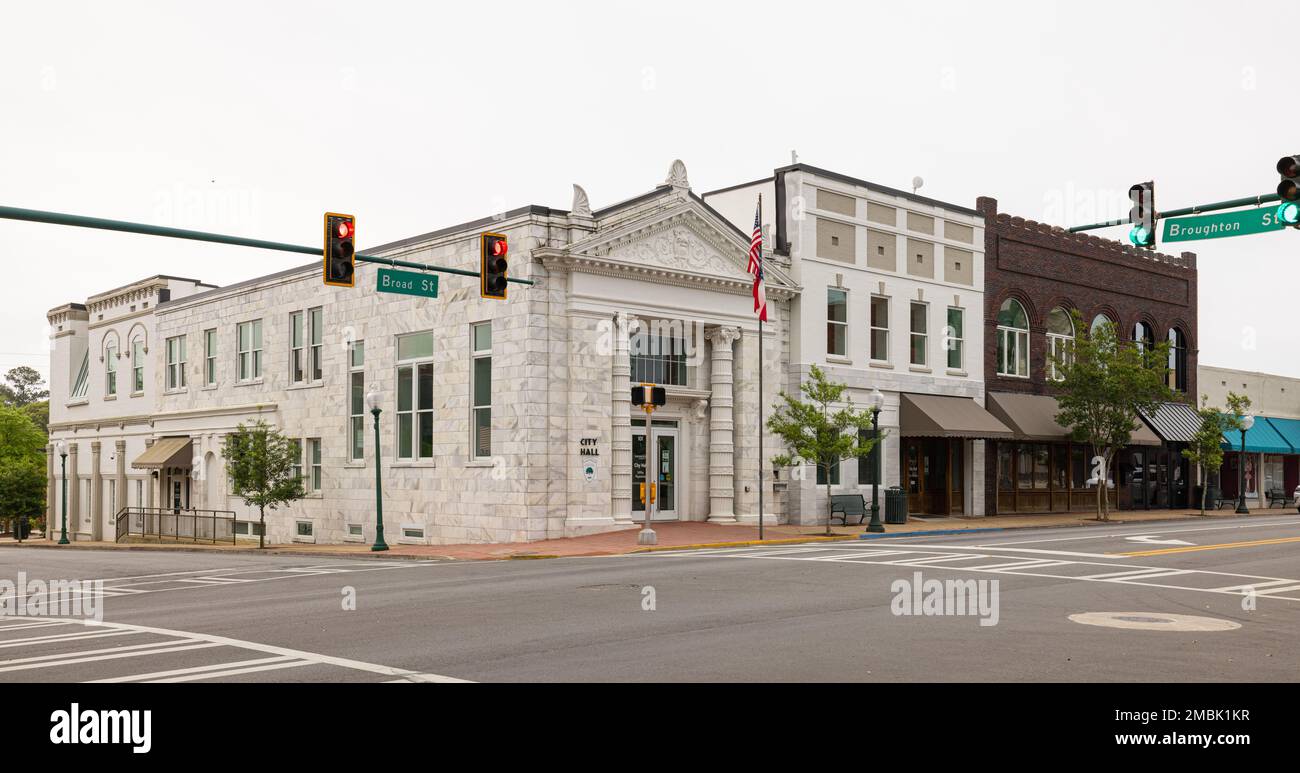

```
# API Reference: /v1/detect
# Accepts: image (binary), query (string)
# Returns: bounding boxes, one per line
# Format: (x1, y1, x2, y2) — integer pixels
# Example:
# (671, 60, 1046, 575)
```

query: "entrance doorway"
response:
(633, 420, 679, 521)
(902, 438, 964, 516)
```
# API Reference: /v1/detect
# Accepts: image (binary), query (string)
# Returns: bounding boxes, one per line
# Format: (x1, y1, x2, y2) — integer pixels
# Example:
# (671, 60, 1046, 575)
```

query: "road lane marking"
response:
(0, 638, 200, 667)
(855, 544, 1121, 559)
(983, 518, 1300, 546)
(0, 628, 139, 648)
(1117, 535, 1300, 557)
(91, 655, 302, 683)
(1079, 567, 1195, 580)
(150, 660, 316, 682)
(1207, 579, 1299, 593)
(0, 642, 224, 673)
(1257, 584, 1300, 596)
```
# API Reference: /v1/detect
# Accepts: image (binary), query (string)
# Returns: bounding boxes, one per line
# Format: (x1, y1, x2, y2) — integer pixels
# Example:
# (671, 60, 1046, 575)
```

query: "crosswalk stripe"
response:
(0, 642, 223, 673)
(967, 559, 1064, 572)
(0, 628, 139, 648)
(0, 638, 198, 667)
(89, 655, 300, 683)
(149, 660, 315, 682)
(1208, 579, 1300, 593)
(1078, 567, 1190, 581)
(1257, 584, 1300, 596)
(0, 620, 73, 632)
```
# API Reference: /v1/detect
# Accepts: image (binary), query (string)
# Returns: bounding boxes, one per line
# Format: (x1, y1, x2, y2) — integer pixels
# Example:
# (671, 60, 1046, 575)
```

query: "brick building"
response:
(977, 196, 1200, 514)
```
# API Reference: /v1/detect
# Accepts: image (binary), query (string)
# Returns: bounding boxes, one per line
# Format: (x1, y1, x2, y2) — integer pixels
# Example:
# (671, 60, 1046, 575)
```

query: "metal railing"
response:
(115, 507, 238, 545)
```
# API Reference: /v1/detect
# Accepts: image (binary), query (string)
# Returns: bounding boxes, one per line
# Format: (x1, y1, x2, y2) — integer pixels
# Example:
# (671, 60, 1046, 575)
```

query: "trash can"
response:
(885, 487, 908, 525)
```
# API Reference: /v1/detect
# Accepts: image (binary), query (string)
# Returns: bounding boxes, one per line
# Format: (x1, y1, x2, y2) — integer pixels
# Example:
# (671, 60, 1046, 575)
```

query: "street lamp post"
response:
(56, 440, 69, 544)
(366, 388, 389, 552)
(865, 388, 886, 534)
(1236, 414, 1255, 515)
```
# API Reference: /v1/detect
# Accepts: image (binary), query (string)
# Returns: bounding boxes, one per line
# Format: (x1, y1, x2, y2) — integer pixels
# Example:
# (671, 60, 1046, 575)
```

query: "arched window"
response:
(1168, 328, 1188, 392)
(996, 299, 1030, 377)
(1133, 321, 1155, 354)
(1090, 314, 1114, 337)
(1046, 307, 1075, 380)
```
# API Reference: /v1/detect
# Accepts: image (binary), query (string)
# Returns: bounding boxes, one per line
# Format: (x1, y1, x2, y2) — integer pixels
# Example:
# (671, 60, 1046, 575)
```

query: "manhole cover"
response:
(1068, 612, 1241, 632)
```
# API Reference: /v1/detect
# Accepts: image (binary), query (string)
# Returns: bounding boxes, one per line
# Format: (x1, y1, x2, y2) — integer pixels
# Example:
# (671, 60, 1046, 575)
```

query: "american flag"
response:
(747, 199, 768, 322)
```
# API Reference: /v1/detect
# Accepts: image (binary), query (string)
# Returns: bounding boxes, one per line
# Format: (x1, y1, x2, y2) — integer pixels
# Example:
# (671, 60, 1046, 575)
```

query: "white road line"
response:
(980, 519, 1300, 546)
(966, 559, 1067, 572)
(1208, 579, 1300, 593)
(853, 543, 1121, 559)
(0, 638, 199, 667)
(0, 620, 72, 632)
(90, 655, 300, 683)
(1079, 567, 1193, 581)
(0, 642, 223, 673)
(1258, 584, 1300, 596)
(150, 660, 316, 682)
(890, 554, 990, 565)
(986, 560, 1077, 572)
(1110, 569, 1195, 583)
(0, 628, 140, 648)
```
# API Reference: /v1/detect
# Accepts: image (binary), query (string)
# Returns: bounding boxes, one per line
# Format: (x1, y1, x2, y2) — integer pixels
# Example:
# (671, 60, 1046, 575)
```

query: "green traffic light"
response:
(1278, 202, 1300, 226)
(1129, 225, 1151, 246)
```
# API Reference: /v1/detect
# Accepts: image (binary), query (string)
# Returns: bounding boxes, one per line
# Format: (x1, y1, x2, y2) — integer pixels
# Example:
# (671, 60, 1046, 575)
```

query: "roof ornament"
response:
(572, 184, 592, 217)
(665, 159, 689, 190)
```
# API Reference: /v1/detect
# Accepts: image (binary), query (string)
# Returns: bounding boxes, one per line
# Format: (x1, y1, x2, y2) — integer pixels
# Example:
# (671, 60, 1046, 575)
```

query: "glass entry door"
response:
(633, 422, 678, 521)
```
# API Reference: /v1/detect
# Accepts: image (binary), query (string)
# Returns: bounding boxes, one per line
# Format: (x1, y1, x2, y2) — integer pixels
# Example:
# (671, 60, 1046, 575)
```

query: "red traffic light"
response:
(337, 220, 354, 239)
(491, 238, 507, 258)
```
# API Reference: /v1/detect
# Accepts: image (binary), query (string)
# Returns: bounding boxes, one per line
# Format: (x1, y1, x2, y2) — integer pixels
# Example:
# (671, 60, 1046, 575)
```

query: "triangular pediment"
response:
(570, 199, 751, 281)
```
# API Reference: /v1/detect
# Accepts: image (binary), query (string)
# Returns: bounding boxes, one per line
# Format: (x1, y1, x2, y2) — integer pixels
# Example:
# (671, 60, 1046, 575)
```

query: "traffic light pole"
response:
(0, 205, 535, 286)
(1068, 191, 1281, 233)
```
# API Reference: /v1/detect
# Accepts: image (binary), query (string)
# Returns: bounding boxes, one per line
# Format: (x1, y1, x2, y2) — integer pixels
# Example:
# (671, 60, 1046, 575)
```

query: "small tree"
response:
(1221, 392, 1254, 501)
(1183, 395, 1232, 516)
(0, 405, 47, 539)
(0, 366, 49, 408)
(1052, 313, 1175, 521)
(221, 420, 305, 548)
(767, 365, 878, 535)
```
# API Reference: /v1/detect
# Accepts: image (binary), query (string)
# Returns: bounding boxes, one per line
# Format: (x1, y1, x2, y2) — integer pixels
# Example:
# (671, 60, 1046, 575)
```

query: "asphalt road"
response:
(3, 513, 1299, 682)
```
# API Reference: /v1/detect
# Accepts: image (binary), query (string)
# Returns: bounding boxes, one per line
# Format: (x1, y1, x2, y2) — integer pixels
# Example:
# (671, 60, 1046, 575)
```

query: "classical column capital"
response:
(91, 441, 101, 454)
(706, 325, 742, 349)
(115, 439, 126, 450)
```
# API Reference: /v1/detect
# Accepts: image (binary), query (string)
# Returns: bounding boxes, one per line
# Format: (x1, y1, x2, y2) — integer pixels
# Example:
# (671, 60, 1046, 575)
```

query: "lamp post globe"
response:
(864, 388, 886, 534)
(366, 387, 389, 552)
(55, 440, 69, 544)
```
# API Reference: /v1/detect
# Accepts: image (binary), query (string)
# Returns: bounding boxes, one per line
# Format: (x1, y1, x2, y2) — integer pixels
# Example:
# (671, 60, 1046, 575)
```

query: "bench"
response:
(829, 494, 868, 525)
(1205, 487, 1235, 510)
(1265, 488, 1290, 508)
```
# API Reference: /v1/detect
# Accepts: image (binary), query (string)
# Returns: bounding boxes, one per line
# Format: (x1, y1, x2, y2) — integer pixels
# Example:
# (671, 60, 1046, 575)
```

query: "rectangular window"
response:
(348, 524, 364, 537)
(629, 331, 689, 386)
(237, 320, 263, 382)
(309, 307, 323, 382)
(396, 332, 435, 461)
(290, 439, 302, 483)
(308, 438, 322, 492)
(827, 288, 847, 357)
(132, 340, 144, 393)
(946, 307, 964, 370)
(204, 329, 216, 386)
(165, 335, 186, 390)
(870, 296, 889, 361)
(471, 323, 492, 459)
(105, 345, 117, 396)
(290, 311, 304, 384)
(349, 341, 365, 462)
(296, 521, 314, 537)
(909, 302, 927, 366)
(998, 445, 1014, 491)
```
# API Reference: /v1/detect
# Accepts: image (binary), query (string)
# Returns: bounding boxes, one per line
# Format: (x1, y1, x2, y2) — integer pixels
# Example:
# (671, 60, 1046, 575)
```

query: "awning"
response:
(1221, 418, 1294, 455)
(899, 394, 1013, 439)
(1265, 417, 1300, 454)
(1140, 401, 1203, 443)
(987, 392, 1162, 446)
(131, 436, 192, 469)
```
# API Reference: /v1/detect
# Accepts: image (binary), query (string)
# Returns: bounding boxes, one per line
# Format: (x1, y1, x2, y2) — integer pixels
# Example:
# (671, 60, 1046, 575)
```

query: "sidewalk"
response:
(0, 508, 1273, 562)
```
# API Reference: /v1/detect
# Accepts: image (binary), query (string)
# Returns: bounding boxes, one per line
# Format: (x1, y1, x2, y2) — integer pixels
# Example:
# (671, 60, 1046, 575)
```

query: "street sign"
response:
(376, 268, 439, 299)
(1162, 207, 1288, 243)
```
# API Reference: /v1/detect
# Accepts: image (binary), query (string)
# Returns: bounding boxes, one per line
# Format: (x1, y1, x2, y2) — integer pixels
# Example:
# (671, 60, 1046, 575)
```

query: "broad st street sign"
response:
(376, 268, 439, 299)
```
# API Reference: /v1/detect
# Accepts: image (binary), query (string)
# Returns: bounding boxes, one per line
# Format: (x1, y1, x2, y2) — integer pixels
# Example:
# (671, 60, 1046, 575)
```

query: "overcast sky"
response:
(2, 0, 1294, 386)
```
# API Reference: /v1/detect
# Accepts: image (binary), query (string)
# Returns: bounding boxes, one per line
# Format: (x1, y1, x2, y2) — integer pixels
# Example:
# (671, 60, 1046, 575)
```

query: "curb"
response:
(629, 534, 860, 554)
(0, 541, 442, 562)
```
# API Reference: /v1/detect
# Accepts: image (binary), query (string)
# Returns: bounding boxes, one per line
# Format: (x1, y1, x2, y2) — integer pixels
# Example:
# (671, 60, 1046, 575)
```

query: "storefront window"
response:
(998, 445, 1013, 491)
(1054, 445, 1069, 489)
(1071, 446, 1086, 490)
(1263, 455, 1284, 494)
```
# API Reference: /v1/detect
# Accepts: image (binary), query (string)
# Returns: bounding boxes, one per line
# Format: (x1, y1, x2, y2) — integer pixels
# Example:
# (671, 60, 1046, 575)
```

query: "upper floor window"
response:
(165, 335, 187, 391)
(946, 307, 964, 370)
(630, 328, 689, 386)
(471, 323, 493, 459)
(870, 296, 889, 362)
(70, 349, 90, 400)
(1046, 307, 1075, 381)
(827, 288, 847, 357)
(204, 329, 217, 386)
(349, 340, 365, 462)
(131, 339, 144, 393)
(237, 320, 263, 382)
(105, 345, 117, 397)
(1133, 321, 1155, 355)
(1168, 328, 1188, 393)
(996, 299, 1029, 377)
(396, 331, 434, 461)
(909, 301, 928, 366)
(290, 309, 322, 384)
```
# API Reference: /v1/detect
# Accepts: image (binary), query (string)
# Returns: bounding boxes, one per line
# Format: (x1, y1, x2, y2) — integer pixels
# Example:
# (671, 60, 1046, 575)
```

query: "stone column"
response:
(144, 439, 155, 510)
(90, 442, 103, 540)
(115, 439, 127, 533)
(611, 315, 633, 524)
(706, 326, 741, 523)
(67, 442, 80, 539)
(46, 444, 56, 540)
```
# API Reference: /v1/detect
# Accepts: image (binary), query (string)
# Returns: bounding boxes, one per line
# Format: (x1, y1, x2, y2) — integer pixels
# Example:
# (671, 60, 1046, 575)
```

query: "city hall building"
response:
(44, 161, 800, 546)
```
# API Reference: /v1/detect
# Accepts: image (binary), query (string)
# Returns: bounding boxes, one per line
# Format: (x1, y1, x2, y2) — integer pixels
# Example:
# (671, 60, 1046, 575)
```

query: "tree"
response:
(220, 420, 305, 548)
(0, 366, 49, 408)
(1183, 395, 1234, 516)
(0, 404, 47, 537)
(1220, 392, 1254, 502)
(23, 400, 49, 436)
(1051, 313, 1175, 521)
(767, 364, 879, 535)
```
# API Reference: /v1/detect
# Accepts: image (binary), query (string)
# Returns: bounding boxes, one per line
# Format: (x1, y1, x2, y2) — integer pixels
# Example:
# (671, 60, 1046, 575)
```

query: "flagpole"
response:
(757, 194, 765, 542)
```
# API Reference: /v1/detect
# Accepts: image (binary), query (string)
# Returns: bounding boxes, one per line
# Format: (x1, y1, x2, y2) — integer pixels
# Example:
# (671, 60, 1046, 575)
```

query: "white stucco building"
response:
(45, 161, 801, 546)
(706, 163, 1008, 519)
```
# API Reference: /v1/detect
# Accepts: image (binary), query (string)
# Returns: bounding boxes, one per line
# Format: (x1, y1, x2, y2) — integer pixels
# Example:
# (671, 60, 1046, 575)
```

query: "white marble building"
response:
(706, 164, 1007, 521)
(45, 161, 798, 546)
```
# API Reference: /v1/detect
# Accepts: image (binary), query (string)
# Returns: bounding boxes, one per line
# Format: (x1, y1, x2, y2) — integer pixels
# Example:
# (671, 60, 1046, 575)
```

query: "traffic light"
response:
(631, 385, 667, 407)
(324, 213, 355, 287)
(1277, 155, 1300, 202)
(1127, 182, 1156, 248)
(480, 232, 508, 300)
(1278, 201, 1300, 227)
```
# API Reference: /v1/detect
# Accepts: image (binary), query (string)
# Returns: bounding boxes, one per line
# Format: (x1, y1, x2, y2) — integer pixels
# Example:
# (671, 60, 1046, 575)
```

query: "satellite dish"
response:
(912, 176, 924, 194)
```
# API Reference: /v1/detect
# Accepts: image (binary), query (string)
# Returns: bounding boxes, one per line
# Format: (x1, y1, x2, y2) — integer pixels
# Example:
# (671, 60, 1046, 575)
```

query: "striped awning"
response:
(1221, 419, 1293, 455)
(1140, 401, 1203, 443)
(131, 436, 192, 469)
(1266, 417, 1300, 454)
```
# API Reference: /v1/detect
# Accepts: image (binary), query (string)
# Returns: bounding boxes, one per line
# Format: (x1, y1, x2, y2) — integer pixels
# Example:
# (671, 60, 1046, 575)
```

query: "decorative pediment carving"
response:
(605, 223, 744, 278)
